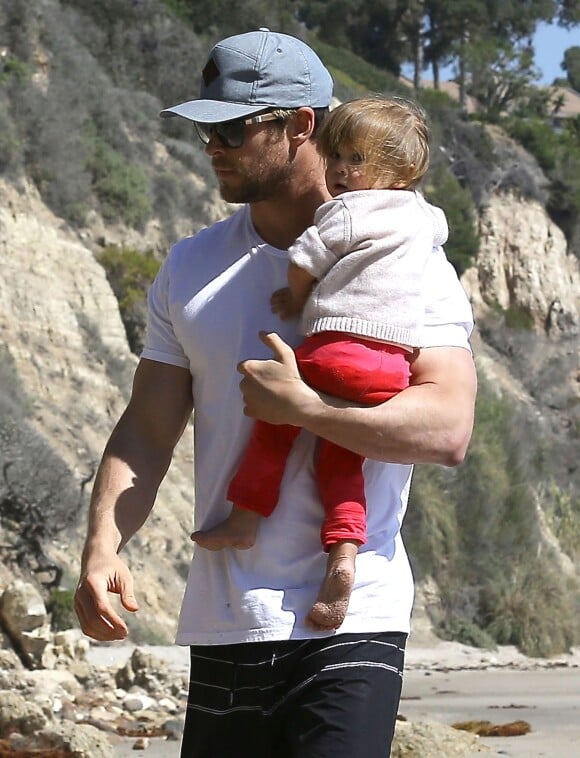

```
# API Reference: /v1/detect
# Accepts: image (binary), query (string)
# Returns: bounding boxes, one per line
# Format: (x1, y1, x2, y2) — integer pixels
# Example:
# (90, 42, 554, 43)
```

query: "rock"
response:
(0, 690, 50, 737)
(116, 647, 172, 694)
(33, 720, 114, 757)
(0, 648, 23, 671)
(163, 718, 185, 741)
(53, 629, 90, 660)
(158, 697, 178, 713)
(123, 694, 157, 713)
(132, 736, 150, 750)
(463, 193, 579, 334)
(26, 666, 84, 698)
(392, 719, 489, 756)
(0, 581, 47, 634)
(0, 581, 52, 666)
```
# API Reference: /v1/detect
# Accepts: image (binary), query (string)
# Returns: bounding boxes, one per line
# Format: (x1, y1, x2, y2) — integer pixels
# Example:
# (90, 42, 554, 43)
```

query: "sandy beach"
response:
(89, 638, 580, 757)
(402, 642, 580, 757)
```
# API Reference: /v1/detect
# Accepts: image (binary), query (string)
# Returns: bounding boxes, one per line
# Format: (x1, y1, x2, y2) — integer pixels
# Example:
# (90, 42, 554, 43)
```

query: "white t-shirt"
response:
(142, 205, 474, 645)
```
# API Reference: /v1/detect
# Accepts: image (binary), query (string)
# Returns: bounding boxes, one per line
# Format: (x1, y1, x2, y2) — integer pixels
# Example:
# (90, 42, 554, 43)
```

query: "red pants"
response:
(227, 332, 411, 550)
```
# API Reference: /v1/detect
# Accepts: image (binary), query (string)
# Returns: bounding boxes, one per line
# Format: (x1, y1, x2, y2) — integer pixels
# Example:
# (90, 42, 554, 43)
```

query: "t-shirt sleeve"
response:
(288, 199, 353, 279)
(141, 254, 190, 369)
(420, 247, 474, 349)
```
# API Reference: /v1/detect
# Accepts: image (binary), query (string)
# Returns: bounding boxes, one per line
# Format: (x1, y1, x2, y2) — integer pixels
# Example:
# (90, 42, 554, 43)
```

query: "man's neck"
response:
(250, 191, 328, 250)
(250, 158, 331, 249)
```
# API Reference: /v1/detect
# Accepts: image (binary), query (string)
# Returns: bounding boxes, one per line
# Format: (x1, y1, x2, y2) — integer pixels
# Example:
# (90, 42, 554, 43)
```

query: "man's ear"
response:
(287, 107, 316, 145)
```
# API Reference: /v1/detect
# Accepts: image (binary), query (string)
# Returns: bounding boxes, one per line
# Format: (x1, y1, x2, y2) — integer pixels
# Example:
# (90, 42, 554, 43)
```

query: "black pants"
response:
(180, 631, 406, 757)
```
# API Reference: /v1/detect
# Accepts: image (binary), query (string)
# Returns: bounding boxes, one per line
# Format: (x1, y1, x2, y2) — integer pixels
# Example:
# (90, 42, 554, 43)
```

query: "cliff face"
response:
(463, 193, 579, 469)
(461, 192, 579, 578)
(0, 177, 195, 642)
(463, 193, 580, 335)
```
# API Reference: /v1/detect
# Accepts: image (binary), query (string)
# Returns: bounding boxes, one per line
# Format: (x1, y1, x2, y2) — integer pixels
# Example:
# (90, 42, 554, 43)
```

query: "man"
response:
(75, 29, 476, 757)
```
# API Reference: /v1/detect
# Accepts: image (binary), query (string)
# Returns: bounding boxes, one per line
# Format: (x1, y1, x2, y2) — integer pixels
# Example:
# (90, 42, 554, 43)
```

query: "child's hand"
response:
(270, 287, 301, 320)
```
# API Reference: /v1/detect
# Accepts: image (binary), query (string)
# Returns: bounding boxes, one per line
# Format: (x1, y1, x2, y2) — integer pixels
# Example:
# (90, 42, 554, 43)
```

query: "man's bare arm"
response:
(238, 332, 477, 466)
(75, 359, 193, 641)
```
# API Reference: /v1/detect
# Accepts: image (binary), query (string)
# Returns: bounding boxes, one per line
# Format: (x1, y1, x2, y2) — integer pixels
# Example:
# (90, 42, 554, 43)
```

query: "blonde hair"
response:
(317, 96, 431, 189)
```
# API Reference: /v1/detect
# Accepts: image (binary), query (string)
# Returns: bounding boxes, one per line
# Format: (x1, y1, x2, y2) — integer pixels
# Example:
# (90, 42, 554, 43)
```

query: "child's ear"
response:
(287, 107, 317, 145)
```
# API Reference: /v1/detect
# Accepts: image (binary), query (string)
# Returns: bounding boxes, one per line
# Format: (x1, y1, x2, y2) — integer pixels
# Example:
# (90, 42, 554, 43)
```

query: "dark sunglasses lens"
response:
(194, 120, 244, 148)
(216, 121, 244, 148)
(194, 122, 211, 144)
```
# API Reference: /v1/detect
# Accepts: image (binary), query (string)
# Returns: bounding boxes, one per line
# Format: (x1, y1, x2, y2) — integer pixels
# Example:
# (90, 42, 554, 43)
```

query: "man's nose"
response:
(204, 131, 224, 156)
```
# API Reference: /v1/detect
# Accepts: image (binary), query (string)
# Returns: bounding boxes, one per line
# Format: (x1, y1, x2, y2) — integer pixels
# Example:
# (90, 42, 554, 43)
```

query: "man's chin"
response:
(217, 182, 242, 204)
(219, 190, 246, 205)
(218, 183, 266, 205)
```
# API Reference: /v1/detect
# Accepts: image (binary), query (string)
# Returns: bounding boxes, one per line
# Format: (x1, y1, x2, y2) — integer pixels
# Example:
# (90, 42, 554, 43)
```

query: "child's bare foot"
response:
(306, 541, 358, 631)
(191, 506, 261, 550)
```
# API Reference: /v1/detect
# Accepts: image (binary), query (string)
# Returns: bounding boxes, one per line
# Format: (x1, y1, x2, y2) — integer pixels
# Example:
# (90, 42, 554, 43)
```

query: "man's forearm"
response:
(293, 380, 472, 465)
(83, 419, 176, 561)
(239, 337, 477, 467)
(296, 347, 476, 465)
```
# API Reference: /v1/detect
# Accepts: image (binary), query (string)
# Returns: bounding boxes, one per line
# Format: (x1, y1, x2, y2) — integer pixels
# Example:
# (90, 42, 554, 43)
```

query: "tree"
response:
(426, 1, 558, 116)
(557, 0, 580, 26)
(298, 0, 411, 77)
(166, 0, 301, 38)
(297, 0, 363, 49)
(401, 0, 426, 88)
(340, 0, 410, 76)
(466, 38, 541, 120)
(423, 0, 459, 88)
(562, 45, 580, 90)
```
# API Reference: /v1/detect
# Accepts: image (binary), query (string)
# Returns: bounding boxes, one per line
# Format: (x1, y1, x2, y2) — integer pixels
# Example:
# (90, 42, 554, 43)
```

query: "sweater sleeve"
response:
(288, 199, 353, 279)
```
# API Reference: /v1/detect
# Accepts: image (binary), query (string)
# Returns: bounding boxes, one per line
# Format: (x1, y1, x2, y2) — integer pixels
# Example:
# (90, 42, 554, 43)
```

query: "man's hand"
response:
(74, 552, 139, 642)
(237, 332, 319, 425)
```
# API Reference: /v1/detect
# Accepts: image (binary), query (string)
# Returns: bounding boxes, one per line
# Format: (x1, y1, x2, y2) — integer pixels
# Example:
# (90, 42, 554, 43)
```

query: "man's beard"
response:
(215, 143, 293, 204)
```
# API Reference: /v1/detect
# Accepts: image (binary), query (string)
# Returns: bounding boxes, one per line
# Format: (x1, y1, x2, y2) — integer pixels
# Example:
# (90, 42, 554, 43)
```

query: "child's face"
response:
(325, 145, 373, 196)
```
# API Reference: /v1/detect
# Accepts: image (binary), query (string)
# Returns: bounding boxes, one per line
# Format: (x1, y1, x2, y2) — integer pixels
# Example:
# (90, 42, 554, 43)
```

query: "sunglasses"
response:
(194, 112, 282, 149)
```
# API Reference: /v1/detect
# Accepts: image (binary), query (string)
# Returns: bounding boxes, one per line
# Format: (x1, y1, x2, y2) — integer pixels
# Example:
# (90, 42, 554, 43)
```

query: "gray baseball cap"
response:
(160, 28, 333, 124)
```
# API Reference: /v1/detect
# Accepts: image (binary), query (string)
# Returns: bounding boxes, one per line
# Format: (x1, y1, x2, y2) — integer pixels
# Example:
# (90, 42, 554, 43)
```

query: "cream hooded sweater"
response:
(289, 188, 449, 348)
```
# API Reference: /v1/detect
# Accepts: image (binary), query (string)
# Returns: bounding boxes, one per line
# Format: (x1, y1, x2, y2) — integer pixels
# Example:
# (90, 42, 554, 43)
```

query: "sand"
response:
(89, 639, 580, 757)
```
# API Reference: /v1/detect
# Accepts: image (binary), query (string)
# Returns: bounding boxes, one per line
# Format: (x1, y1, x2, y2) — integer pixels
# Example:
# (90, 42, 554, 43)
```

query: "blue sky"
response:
(533, 22, 578, 84)
(406, 21, 578, 85)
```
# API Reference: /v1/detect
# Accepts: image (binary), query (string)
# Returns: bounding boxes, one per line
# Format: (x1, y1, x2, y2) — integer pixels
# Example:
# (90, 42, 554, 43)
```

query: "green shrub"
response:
(404, 466, 460, 578)
(311, 39, 408, 98)
(437, 617, 497, 650)
(480, 562, 576, 657)
(97, 245, 161, 353)
(0, 98, 22, 173)
(506, 118, 558, 172)
(504, 305, 535, 331)
(544, 483, 580, 562)
(48, 589, 77, 632)
(405, 376, 580, 656)
(87, 137, 151, 228)
(0, 53, 31, 84)
(506, 116, 580, 245)
(416, 87, 460, 120)
(424, 164, 480, 273)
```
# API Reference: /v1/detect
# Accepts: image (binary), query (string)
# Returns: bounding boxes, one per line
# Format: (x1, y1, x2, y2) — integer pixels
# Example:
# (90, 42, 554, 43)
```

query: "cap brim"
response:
(160, 99, 272, 123)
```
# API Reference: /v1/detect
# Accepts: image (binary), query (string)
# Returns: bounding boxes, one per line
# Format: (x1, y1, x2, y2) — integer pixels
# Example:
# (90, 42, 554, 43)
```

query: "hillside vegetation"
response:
(0, 0, 579, 655)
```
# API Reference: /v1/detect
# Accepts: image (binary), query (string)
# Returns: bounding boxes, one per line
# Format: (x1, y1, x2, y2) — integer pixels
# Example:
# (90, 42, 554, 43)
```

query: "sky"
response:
(408, 21, 578, 85)
(534, 21, 578, 84)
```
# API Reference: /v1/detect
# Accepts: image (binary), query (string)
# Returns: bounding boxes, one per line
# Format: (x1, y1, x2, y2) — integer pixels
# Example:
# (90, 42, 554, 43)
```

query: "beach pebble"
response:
(123, 694, 157, 712)
(132, 736, 150, 750)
